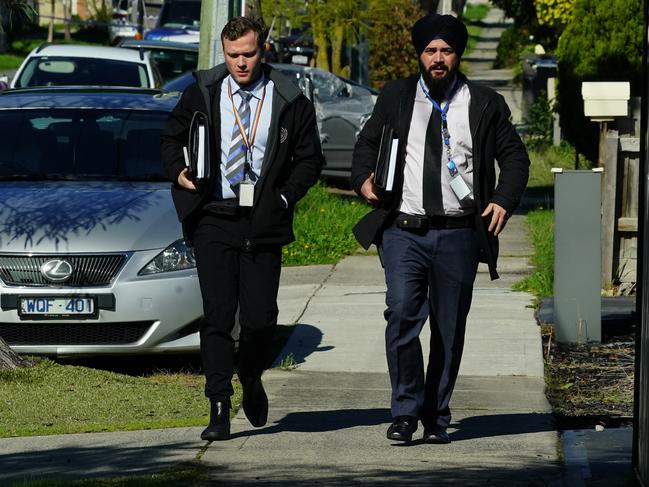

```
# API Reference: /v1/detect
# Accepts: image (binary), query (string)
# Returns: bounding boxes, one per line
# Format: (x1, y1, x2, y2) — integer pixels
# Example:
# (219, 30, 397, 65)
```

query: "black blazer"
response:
(351, 73, 530, 280)
(161, 63, 324, 247)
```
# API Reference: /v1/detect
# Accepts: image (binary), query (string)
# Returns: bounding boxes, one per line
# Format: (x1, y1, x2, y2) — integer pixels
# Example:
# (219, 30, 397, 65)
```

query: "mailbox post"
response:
(581, 82, 631, 288)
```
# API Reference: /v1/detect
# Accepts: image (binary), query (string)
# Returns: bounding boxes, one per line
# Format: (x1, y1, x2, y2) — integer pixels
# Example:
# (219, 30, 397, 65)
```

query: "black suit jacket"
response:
(351, 73, 530, 280)
(161, 63, 324, 247)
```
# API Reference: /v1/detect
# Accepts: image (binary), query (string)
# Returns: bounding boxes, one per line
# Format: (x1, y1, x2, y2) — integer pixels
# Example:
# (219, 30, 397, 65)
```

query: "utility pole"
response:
(198, 0, 231, 69)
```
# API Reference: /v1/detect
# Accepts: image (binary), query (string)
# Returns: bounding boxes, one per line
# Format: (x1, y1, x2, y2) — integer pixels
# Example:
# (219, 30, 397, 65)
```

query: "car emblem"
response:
(40, 259, 74, 282)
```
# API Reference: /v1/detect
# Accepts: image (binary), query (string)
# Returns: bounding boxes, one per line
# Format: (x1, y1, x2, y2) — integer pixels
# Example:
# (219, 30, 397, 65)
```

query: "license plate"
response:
(291, 54, 308, 65)
(19, 297, 96, 318)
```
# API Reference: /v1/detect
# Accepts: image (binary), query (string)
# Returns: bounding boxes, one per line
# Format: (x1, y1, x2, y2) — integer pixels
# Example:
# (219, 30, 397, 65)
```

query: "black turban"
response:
(411, 14, 469, 57)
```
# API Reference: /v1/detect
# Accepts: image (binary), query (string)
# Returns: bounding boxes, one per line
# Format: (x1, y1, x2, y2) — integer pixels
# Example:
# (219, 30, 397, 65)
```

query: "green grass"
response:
(0, 358, 242, 438)
(513, 209, 554, 298)
(282, 183, 371, 266)
(8, 464, 208, 487)
(464, 2, 490, 22)
(527, 142, 590, 188)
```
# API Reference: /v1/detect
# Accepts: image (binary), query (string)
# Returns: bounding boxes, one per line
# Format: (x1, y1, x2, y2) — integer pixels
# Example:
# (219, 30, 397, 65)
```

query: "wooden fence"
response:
(601, 97, 641, 292)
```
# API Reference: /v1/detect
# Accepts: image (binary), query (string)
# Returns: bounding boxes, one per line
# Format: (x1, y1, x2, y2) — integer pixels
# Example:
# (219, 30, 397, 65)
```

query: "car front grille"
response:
(0, 321, 153, 345)
(0, 254, 128, 287)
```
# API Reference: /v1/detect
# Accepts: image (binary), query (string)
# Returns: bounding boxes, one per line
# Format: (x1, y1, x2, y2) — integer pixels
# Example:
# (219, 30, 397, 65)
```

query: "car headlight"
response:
(138, 239, 196, 275)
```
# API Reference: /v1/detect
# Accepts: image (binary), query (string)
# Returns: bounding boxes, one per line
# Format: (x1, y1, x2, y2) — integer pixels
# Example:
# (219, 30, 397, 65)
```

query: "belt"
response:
(203, 199, 250, 218)
(396, 213, 474, 230)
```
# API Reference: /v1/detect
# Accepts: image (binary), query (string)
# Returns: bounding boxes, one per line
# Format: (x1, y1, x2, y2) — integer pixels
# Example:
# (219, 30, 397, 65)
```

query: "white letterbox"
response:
(581, 81, 630, 118)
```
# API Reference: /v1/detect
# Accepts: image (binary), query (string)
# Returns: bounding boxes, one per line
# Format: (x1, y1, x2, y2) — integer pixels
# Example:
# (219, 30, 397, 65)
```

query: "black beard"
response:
(420, 61, 457, 101)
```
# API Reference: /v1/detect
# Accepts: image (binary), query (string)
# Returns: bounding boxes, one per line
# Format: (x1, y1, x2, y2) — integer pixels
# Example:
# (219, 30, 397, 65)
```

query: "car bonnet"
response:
(0, 181, 182, 253)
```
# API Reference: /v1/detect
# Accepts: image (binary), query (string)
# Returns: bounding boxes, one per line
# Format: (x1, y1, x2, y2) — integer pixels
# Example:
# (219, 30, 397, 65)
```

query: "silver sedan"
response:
(0, 87, 202, 356)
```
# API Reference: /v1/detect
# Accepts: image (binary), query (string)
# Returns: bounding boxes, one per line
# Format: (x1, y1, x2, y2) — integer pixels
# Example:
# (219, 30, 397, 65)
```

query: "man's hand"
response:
(360, 173, 379, 203)
(177, 168, 197, 192)
(481, 203, 508, 236)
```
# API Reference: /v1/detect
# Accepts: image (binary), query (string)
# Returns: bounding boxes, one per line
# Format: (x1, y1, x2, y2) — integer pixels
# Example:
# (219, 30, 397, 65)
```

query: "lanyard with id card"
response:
(421, 79, 473, 202)
(229, 80, 266, 207)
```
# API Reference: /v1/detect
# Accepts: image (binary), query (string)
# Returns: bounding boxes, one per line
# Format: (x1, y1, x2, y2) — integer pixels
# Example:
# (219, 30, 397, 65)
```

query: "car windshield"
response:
(15, 57, 150, 88)
(159, 2, 201, 28)
(146, 48, 198, 83)
(0, 108, 168, 180)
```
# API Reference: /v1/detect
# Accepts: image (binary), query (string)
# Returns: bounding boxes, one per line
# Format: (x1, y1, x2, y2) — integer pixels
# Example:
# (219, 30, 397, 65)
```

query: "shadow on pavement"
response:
(0, 440, 199, 485)
(229, 410, 555, 443)
(231, 408, 392, 439)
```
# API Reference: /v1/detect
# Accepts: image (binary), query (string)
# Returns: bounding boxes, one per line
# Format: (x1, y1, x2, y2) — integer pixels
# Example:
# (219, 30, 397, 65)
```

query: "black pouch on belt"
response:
(396, 214, 428, 230)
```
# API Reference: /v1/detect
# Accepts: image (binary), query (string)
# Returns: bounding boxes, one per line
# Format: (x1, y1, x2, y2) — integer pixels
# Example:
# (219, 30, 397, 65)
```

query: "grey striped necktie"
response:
(225, 91, 253, 186)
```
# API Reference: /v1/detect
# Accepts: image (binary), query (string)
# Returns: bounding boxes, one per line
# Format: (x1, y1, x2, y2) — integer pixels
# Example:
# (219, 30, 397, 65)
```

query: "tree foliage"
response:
(367, 0, 425, 88)
(261, 0, 365, 75)
(535, 0, 574, 30)
(0, 0, 36, 53)
(555, 0, 642, 161)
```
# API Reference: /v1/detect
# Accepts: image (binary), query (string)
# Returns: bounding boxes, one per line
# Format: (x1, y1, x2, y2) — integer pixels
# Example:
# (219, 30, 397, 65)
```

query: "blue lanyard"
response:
(419, 77, 460, 177)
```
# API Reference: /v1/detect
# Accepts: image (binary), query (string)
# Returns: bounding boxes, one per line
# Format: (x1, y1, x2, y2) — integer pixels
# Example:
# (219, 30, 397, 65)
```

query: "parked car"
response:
(109, 0, 137, 45)
(0, 87, 203, 356)
(10, 44, 162, 89)
(163, 63, 377, 178)
(144, 0, 200, 43)
(119, 39, 198, 84)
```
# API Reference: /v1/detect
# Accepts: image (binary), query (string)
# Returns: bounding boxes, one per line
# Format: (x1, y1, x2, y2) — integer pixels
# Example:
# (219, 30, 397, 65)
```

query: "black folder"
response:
(187, 111, 210, 181)
(374, 124, 397, 191)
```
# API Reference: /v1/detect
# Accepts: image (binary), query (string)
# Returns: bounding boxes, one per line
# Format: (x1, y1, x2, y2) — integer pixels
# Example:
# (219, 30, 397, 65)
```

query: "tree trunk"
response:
(0, 337, 25, 370)
(0, 4, 6, 54)
(312, 23, 329, 71)
(0, 30, 7, 54)
(47, 0, 54, 42)
(246, 0, 264, 25)
(63, 0, 71, 41)
(330, 23, 344, 76)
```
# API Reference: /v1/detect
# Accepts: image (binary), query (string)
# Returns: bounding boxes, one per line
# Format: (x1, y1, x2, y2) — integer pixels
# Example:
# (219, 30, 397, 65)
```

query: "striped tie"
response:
(225, 91, 252, 186)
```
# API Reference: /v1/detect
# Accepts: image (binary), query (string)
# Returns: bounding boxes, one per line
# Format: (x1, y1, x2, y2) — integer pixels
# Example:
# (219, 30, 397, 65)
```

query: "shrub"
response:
(555, 0, 642, 162)
(523, 91, 553, 150)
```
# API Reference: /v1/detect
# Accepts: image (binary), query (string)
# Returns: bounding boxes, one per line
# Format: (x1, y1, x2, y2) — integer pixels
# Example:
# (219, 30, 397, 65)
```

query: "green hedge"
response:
(556, 0, 642, 162)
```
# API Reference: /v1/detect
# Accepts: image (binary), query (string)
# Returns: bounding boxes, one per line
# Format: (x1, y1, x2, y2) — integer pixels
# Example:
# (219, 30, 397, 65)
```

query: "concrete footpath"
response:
(0, 215, 633, 485)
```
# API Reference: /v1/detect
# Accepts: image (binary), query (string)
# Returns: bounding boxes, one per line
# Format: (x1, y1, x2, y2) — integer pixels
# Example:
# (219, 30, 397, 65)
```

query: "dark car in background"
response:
(119, 39, 199, 84)
(145, 0, 200, 43)
(0, 87, 203, 356)
(163, 63, 376, 179)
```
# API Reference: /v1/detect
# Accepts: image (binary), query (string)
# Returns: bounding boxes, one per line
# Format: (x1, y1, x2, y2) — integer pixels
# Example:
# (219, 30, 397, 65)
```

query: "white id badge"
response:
(239, 181, 254, 207)
(449, 174, 472, 201)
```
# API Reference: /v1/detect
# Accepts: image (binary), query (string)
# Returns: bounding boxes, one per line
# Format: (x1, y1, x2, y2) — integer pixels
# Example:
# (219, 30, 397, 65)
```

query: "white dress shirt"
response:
(400, 76, 474, 216)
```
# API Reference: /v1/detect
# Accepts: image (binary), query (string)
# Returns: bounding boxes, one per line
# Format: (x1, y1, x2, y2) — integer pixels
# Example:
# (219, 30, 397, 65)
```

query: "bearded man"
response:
(351, 13, 529, 444)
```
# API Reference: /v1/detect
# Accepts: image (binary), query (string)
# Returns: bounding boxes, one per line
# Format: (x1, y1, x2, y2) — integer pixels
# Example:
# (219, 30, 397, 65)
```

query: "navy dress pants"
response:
(191, 212, 281, 404)
(382, 223, 479, 429)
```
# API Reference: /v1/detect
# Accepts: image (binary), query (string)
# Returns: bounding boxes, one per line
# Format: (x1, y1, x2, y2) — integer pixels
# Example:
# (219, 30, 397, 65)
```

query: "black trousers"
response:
(191, 212, 282, 403)
(382, 223, 479, 429)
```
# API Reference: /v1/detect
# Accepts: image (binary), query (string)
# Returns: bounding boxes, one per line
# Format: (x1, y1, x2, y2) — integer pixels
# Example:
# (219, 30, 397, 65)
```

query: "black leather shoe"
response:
(423, 425, 451, 444)
(242, 378, 268, 427)
(201, 401, 230, 441)
(386, 416, 417, 442)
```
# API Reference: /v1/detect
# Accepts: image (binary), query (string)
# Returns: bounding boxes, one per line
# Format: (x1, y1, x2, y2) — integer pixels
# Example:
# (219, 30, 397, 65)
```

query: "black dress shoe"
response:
(386, 416, 417, 442)
(423, 425, 451, 444)
(201, 401, 230, 441)
(242, 378, 268, 427)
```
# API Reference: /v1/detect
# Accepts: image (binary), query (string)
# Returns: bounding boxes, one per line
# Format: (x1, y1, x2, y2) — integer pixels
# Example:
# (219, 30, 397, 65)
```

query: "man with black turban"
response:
(351, 13, 529, 444)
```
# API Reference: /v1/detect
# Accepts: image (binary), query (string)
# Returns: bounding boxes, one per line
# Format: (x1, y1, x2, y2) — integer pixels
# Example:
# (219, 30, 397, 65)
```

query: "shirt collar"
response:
(228, 72, 266, 100)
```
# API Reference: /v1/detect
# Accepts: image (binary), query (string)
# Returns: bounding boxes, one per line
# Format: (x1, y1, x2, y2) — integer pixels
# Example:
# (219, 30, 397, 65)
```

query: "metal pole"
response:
(198, 0, 231, 70)
(633, 0, 649, 480)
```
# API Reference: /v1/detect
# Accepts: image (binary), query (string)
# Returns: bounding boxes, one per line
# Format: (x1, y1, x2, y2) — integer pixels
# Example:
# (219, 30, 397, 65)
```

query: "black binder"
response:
(187, 111, 210, 181)
(374, 124, 397, 191)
